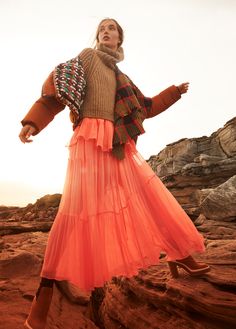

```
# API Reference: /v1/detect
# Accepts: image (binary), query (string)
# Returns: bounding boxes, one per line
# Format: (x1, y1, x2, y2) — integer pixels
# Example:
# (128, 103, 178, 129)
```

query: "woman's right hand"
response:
(19, 124, 37, 143)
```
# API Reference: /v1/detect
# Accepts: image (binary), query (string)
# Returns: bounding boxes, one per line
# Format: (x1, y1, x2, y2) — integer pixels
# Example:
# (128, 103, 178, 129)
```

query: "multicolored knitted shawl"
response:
(53, 56, 152, 159)
(53, 56, 86, 129)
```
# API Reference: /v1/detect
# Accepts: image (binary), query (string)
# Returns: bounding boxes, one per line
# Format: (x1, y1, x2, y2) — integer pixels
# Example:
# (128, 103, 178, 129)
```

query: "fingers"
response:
(19, 125, 36, 143)
(184, 82, 190, 90)
(179, 82, 190, 94)
(184, 83, 189, 93)
(19, 126, 31, 143)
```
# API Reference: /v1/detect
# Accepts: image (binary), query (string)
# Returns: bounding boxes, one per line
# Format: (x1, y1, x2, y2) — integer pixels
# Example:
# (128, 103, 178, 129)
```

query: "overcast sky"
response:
(1, 0, 236, 206)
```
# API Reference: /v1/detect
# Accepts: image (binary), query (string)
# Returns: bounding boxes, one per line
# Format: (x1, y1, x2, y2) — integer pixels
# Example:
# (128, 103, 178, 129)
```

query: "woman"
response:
(20, 18, 210, 329)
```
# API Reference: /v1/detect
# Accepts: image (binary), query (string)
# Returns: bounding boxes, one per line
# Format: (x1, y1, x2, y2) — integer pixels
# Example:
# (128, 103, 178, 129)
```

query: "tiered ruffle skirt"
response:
(41, 118, 205, 292)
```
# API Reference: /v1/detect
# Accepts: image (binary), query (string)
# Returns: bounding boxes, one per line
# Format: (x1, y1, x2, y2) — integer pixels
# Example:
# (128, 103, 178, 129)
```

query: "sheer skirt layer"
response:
(41, 118, 205, 292)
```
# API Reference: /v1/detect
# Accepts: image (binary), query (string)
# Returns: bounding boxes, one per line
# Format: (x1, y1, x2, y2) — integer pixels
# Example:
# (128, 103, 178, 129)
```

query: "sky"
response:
(0, 0, 236, 206)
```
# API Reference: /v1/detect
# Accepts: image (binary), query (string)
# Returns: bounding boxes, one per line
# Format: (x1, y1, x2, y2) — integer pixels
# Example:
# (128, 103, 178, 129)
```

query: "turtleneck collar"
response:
(95, 43, 124, 70)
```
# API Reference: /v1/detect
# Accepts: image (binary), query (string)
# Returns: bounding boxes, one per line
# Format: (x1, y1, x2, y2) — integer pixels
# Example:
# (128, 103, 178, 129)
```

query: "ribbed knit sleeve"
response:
(147, 85, 181, 118)
(78, 48, 94, 78)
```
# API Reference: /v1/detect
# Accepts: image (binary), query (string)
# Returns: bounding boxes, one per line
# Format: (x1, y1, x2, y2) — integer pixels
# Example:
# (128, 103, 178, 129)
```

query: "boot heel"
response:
(168, 261, 179, 278)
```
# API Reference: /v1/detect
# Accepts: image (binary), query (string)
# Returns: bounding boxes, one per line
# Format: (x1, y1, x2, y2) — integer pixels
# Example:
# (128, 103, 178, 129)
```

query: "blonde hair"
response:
(94, 18, 124, 48)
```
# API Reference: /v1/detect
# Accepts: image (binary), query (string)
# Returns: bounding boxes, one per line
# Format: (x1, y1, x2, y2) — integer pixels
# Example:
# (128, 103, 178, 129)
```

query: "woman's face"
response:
(97, 20, 121, 51)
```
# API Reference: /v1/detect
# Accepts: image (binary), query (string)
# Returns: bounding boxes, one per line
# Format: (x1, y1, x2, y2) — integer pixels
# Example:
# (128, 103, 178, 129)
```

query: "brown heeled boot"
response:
(24, 278, 55, 329)
(168, 255, 210, 278)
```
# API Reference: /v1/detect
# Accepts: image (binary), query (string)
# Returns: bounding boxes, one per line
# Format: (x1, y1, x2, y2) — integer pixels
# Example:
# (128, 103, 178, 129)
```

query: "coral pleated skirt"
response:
(40, 118, 205, 293)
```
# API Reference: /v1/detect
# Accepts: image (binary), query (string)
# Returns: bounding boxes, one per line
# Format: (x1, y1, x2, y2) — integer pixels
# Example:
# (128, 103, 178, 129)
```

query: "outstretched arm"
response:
(21, 94, 65, 134)
(148, 82, 189, 118)
(19, 72, 65, 143)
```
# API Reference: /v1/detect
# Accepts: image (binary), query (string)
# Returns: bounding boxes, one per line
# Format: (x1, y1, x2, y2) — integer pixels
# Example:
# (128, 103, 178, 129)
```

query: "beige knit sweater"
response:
(78, 44, 124, 121)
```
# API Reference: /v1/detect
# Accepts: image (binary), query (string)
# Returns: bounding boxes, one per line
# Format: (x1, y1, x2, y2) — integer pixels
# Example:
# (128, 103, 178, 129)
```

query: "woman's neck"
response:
(95, 43, 124, 69)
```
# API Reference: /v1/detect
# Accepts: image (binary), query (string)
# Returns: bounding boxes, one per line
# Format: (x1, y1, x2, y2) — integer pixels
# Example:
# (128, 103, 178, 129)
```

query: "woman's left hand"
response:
(177, 82, 189, 94)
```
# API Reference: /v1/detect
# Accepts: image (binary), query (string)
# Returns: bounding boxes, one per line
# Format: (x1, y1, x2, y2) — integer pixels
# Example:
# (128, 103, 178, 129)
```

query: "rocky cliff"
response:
(148, 117, 236, 242)
(0, 118, 235, 329)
